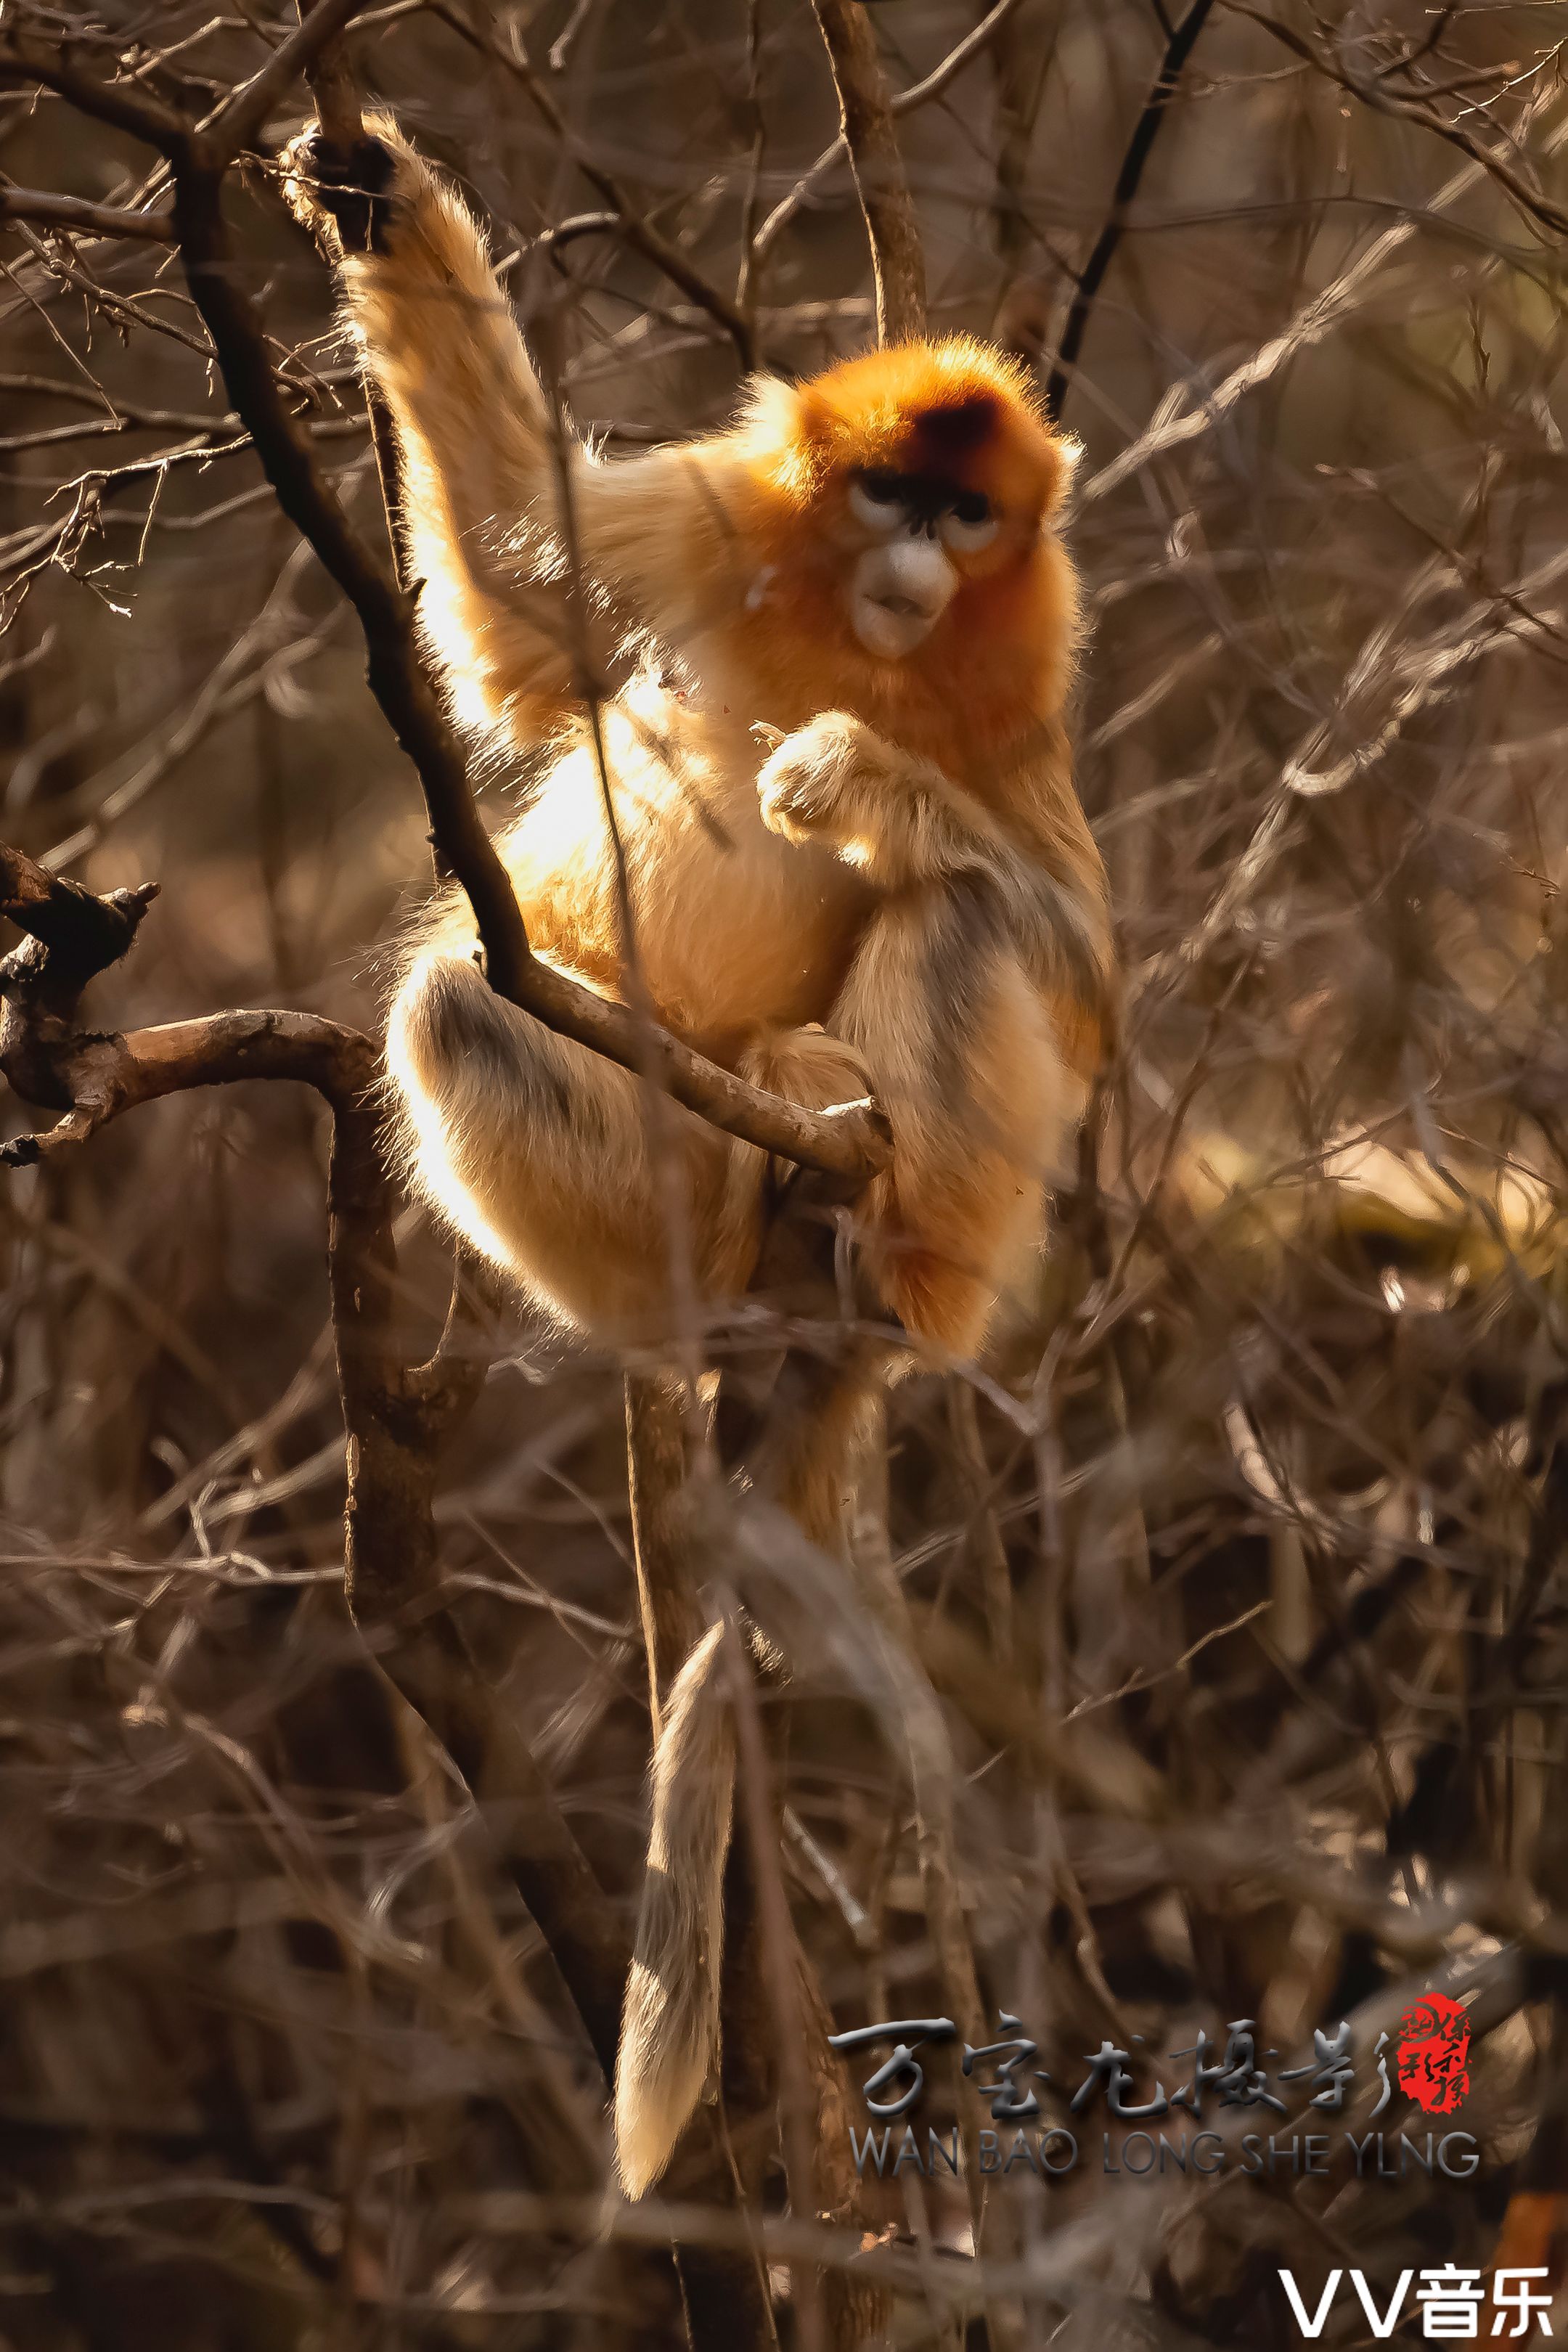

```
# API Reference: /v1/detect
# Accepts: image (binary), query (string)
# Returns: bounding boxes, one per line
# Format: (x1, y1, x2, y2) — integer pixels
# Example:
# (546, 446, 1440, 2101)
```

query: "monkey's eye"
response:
(940, 491, 998, 553)
(848, 471, 908, 533)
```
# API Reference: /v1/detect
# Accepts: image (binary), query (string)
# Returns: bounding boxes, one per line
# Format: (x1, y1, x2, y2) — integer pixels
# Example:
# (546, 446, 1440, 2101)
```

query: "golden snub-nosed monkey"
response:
(282, 118, 1116, 2200)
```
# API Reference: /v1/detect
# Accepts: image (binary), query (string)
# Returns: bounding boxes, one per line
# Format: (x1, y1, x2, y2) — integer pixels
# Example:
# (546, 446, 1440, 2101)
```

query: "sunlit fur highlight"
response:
(284, 118, 1114, 2202)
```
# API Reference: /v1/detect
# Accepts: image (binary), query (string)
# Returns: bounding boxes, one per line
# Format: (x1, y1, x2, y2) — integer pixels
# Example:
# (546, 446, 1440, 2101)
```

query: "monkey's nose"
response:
(850, 536, 958, 657)
(875, 538, 957, 617)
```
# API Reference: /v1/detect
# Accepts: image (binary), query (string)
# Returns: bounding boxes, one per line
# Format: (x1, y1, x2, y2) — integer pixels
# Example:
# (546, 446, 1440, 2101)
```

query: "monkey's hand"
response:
(279, 116, 422, 259)
(759, 711, 1001, 893)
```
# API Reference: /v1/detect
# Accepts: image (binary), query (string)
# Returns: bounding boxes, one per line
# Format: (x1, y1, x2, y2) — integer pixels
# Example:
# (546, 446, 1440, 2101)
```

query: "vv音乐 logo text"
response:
(1277, 2266, 1551, 2340)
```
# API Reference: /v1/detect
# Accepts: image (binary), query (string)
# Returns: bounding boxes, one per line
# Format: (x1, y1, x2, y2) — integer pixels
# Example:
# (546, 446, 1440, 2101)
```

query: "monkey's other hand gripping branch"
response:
(280, 119, 403, 258)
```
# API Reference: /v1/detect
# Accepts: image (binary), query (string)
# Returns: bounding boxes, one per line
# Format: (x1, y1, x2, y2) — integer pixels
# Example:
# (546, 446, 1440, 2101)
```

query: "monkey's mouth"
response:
(849, 539, 957, 661)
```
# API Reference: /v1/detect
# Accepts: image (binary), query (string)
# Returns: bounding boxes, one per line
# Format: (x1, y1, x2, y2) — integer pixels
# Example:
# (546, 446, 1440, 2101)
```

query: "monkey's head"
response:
(742, 338, 1077, 669)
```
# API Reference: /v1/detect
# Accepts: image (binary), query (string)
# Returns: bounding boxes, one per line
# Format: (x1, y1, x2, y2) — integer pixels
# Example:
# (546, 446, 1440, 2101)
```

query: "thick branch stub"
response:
(0, 846, 162, 1132)
(0, 844, 158, 995)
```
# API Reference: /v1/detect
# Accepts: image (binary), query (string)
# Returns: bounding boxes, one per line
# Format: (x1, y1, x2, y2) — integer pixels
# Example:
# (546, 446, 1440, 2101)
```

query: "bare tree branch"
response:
(809, 0, 928, 344)
(429, 0, 760, 369)
(753, 0, 1025, 275)
(1045, 0, 1216, 416)
(0, 28, 195, 150)
(0, 187, 176, 242)
(1225, 1, 1568, 242)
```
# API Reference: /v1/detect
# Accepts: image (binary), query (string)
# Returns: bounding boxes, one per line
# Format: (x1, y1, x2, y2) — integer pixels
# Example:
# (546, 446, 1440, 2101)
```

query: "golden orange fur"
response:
(282, 116, 1116, 2200)
(282, 116, 1111, 1354)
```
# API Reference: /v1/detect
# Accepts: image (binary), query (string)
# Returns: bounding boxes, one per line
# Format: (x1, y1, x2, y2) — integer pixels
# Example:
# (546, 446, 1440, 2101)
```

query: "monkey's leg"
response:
(830, 895, 1082, 1357)
(390, 952, 740, 1333)
(393, 956, 888, 1547)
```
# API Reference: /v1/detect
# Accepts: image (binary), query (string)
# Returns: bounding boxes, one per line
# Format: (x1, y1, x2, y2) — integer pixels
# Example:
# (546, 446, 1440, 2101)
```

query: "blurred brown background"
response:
(1, 3, 1567, 2346)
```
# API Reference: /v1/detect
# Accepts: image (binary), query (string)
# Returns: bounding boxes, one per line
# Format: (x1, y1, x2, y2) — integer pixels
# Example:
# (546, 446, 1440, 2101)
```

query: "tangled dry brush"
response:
(1, 3, 1566, 2348)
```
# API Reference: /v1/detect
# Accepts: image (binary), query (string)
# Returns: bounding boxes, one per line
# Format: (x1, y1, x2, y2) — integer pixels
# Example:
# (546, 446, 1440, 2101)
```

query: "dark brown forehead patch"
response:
(911, 392, 999, 457)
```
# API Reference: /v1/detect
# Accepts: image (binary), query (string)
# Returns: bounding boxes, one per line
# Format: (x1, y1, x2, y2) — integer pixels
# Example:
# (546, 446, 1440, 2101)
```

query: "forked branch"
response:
(0, 841, 630, 2073)
(0, 25, 888, 1187)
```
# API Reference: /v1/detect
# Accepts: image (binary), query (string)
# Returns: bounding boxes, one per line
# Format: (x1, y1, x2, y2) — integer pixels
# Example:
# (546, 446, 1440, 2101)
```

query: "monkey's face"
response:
(740, 338, 1077, 697)
(841, 464, 1000, 660)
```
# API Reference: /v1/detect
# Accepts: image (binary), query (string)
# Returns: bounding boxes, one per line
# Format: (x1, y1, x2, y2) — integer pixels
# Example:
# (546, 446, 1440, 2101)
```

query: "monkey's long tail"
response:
(613, 1621, 735, 2199)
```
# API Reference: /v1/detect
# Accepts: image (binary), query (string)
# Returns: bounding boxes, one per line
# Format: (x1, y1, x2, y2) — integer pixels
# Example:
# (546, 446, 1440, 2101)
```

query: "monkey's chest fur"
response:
(491, 678, 873, 1057)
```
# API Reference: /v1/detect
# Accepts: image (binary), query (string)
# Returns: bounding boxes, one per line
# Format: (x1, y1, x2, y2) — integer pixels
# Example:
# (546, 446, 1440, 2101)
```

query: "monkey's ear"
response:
(742, 373, 807, 441)
(738, 375, 823, 502)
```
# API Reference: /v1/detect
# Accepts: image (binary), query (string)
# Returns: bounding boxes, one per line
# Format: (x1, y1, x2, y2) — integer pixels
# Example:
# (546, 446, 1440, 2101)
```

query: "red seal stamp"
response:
(1396, 1994, 1470, 2116)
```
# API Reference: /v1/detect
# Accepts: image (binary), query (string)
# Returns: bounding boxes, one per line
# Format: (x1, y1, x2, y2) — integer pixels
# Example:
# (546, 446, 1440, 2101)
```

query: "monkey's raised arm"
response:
(280, 123, 748, 737)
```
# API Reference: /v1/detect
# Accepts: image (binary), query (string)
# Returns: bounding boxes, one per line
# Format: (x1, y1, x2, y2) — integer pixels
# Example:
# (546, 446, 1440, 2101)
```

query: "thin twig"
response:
(1223, 1, 1568, 242)
(1045, 0, 1216, 416)
(428, 0, 759, 368)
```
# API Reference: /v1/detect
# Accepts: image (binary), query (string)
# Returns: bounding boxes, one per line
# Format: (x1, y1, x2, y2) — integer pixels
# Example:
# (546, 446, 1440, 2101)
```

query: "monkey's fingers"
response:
(278, 122, 401, 258)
